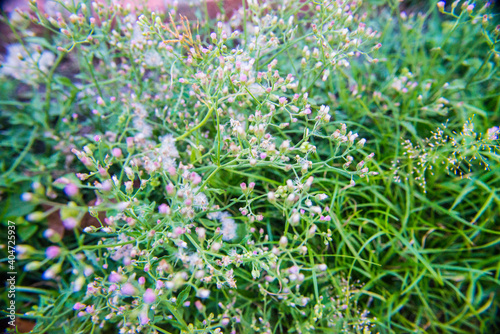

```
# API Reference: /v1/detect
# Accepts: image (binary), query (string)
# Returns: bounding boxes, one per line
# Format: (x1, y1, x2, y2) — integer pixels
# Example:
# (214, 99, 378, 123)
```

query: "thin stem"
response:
(175, 107, 214, 142)
(44, 51, 67, 125)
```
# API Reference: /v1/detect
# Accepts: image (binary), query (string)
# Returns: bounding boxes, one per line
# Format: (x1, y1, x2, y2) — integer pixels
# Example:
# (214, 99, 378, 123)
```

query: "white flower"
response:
(208, 211, 237, 241)
(130, 24, 145, 46)
(159, 135, 179, 158)
(193, 191, 208, 210)
(144, 50, 163, 67)
(0, 43, 55, 86)
(486, 126, 499, 141)
(132, 117, 153, 138)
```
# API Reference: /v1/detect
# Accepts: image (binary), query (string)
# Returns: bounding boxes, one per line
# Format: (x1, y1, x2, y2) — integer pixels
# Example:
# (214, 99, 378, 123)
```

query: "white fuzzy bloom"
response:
(144, 50, 163, 67)
(208, 211, 237, 241)
(220, 212, 237, 241)
(193, 191, 209, 210)
(198, 288, 210, 299)
(247, 83, 265, 97)
(486, 126, 499, 141)
(1, 44, 55, 86)
(159, 135, 179, 158)
(132, 117, 153, 139)
(130, 24, 145, 46)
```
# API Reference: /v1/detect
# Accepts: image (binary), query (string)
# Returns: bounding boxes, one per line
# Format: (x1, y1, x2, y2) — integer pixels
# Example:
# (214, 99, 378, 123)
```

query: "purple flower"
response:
(45, 246, 61, 259)
(139, 311, 150, 325)
(63, 217, 79, 230)
(64, 183, 79, 197)
(120, 283, 137, 296)
(143, 288, 156, 304)
(109, 271, 124, 283)
(158, 204, 170, 214)
(73, 302, 86, 310)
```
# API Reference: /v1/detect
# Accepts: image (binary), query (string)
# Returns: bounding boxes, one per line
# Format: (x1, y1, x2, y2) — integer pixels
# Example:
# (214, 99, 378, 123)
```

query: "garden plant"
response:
(0, 0, 499, 333)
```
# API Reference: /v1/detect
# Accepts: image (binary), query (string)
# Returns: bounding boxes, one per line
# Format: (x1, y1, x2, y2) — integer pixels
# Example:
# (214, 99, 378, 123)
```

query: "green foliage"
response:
(0, 0, 499, 333)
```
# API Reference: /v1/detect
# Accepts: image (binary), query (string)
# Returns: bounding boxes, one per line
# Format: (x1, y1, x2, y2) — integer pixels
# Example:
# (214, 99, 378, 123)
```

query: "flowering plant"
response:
(1, 0, 499, 333)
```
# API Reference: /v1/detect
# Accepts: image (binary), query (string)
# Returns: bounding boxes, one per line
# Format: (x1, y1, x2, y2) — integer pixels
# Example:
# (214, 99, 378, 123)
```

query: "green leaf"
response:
(401, 121, 417, 137)
(176, 286, 191, 307)
(18, 224, 38, 241)
(55, 76, 78, 90)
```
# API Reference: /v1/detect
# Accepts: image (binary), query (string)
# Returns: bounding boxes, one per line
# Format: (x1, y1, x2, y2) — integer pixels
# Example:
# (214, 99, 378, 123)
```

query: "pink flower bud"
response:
(195, 300, 204, 311)
(167, 166, 176, 176)
(158, 204, 170, 215)
(112, 148, 122, 157)
(126, 137, 134, 149)
(191, 173, 202, 185)
(139, 311, 150, 325)
(166, 183, 175, 195)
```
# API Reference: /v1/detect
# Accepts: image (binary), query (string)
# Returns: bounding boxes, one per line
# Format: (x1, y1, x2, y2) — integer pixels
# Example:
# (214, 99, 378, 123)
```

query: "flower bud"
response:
(279, 235, 288, 248)
(27, 211, 45, 222)
(267, 191, 276, 203)
(25, 261, 42, 271)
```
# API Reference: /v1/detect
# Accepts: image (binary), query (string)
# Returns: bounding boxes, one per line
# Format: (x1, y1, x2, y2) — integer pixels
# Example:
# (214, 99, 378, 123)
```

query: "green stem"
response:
(3, 126, 38, 179)
(44, 52, 67, 125)
(175, 107, 214, 142)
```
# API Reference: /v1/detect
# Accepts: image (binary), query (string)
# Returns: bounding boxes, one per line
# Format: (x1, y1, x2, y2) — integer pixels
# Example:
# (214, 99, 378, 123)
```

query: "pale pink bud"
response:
(73, 302, 86, 310)
(168, 166, 176, 176)
(139, 311, 150, 325)
(279, 236, 288, 248)
(195, 300, 204, 311)
(126, 137, 134, 149)
(166, 183, 175, 195)
(112, 148, 122, 157)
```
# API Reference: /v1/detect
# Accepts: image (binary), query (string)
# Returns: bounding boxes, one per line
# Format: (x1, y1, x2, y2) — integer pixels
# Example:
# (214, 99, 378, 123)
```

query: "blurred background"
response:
(1, 0, 242, 17)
